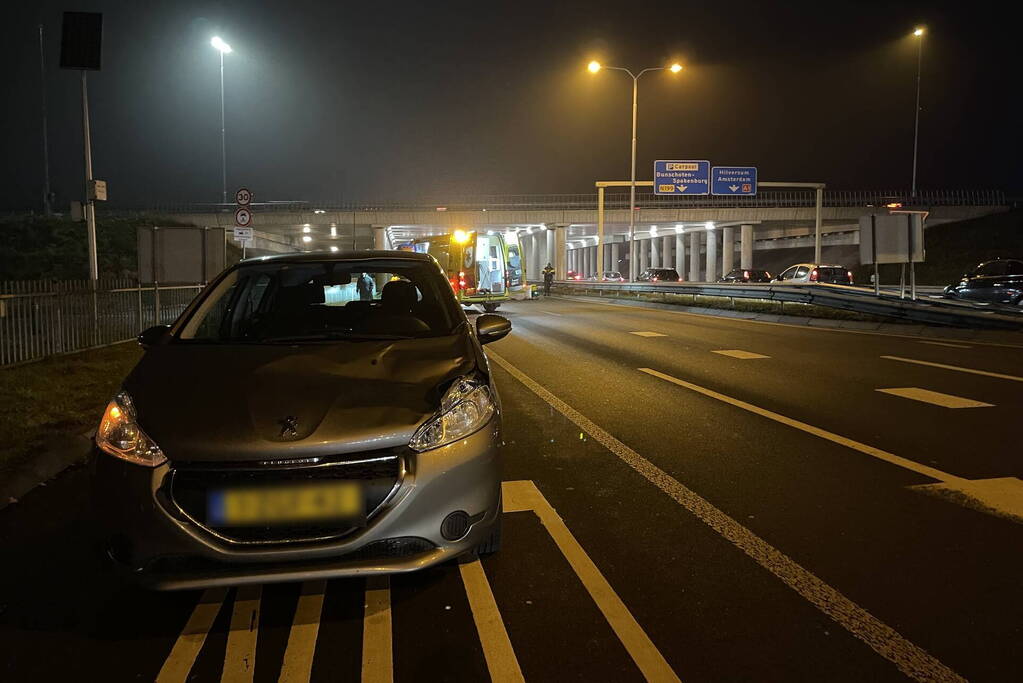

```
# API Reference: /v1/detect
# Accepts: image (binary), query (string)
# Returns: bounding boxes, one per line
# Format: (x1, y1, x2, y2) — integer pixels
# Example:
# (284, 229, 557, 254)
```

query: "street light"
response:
(911, 27, 924, 198)
(589, 60, 683, 281)
(211, 36, 232, 204)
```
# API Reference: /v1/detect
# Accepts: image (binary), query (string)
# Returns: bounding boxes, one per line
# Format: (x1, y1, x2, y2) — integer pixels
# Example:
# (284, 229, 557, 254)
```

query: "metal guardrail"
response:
(93, 189, 1008, 215)
(552, 281, 1023, 330)
(0, 279, 202, 367)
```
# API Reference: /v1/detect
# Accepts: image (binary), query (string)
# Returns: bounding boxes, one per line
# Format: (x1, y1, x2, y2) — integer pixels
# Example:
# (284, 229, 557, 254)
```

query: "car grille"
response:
(166, 448, 404, 545)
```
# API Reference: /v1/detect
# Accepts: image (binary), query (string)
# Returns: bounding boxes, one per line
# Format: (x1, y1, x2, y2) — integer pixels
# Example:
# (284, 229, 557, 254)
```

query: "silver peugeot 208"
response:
(92, 251, 509, 589)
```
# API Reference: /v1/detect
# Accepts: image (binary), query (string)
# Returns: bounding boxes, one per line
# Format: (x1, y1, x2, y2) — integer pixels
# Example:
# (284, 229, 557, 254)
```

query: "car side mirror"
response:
(138, 325, 170, 348)
(476, 314, 511, 345)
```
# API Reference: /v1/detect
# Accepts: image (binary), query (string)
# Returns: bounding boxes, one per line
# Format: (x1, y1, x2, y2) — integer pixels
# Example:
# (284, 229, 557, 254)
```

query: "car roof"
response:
(239, 250, 434, 265)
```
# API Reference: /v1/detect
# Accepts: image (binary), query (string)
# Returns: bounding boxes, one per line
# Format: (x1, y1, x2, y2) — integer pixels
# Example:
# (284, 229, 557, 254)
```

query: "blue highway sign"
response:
(654, 160, 710, 195)
(711, 166, 757, 195)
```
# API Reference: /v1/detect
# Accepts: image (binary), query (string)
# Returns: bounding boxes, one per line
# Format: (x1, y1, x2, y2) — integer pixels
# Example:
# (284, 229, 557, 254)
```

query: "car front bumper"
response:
(92, 420, 502, 590)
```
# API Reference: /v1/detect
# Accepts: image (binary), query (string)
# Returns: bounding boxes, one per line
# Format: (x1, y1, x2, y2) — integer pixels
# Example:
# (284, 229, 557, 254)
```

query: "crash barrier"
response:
(546, 281, 1023, 331)
(0, 279, 202, 367)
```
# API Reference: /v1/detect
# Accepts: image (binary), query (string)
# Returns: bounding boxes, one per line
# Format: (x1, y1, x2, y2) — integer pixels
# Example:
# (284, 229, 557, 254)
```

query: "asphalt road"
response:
(1, 297, 1021, 682)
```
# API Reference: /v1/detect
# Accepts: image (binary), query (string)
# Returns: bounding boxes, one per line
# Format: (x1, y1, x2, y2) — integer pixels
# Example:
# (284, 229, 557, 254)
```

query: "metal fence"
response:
(98, 189, 1008, 215)
(0, 279, 202, 367)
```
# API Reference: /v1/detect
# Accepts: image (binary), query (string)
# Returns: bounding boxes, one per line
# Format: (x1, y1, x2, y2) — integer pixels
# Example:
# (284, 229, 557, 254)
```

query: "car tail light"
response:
(809, 268, 819, 282)
(847, 271, 854, 284)
(652, 277, 659, 282)
(678, 278, 683, 282)
(743, 270, 750, 281)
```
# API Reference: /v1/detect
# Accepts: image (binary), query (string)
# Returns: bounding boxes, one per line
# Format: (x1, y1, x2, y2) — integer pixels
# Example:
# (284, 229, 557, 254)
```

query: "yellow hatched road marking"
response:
(156, 588, 228, 683)
(278, 580, 327, 683)
(361, 576, 392, 683)
(459, 559, 525, 683)
(487, 350, 965, 682)
(223, 584, 262, 682)
(502, 480, 680, 683)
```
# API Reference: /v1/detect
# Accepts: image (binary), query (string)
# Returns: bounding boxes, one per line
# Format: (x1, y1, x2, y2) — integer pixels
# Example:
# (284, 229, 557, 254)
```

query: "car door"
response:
(793, 266, 810, 282)
(776, 266, 798, 282)
(963, 261, 1008, 302)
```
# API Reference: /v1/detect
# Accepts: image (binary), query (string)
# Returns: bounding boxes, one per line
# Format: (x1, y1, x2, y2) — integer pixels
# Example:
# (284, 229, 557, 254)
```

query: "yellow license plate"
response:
(209, 482, 362, 526)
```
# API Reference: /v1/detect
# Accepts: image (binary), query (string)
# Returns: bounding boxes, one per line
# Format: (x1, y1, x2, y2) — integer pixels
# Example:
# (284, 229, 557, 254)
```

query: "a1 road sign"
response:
(654, 160, 710, 195)
(235, 187, 252, 206)
(234, 207, 253, 227)
(711, 166, 757, 195)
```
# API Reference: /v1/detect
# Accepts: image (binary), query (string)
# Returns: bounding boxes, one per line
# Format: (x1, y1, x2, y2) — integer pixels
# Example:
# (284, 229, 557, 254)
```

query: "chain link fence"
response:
(0, 279, 202, 367)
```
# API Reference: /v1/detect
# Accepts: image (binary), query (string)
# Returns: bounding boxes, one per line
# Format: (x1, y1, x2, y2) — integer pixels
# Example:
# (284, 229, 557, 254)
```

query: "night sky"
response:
(2, 0, 1020, 209)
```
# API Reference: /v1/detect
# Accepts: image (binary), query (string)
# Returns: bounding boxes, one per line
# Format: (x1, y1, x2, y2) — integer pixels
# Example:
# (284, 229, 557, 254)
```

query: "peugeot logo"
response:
(278, 415, 299, 439)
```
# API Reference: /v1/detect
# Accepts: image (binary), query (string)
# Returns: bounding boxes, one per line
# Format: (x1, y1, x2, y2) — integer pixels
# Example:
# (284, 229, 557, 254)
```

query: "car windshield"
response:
(177, 258, 459, 343)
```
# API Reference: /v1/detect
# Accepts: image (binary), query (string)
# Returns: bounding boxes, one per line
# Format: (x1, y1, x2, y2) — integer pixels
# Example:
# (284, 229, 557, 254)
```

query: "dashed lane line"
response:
(542, 311, 563, 317)
(711, 349, 770, 359)
(156, 587, 228, 683)
(487, 350, 965, 682)
(362, 576, 393, 683)
(876, 388, 994, 409)
(629, 331, 668, 337)
(881, 355, 1023, 383)
(278, 580, 327, 683)
(459, 558, 525, 683)
(918, 341, 972, 349)
(223, 584, 261, 683)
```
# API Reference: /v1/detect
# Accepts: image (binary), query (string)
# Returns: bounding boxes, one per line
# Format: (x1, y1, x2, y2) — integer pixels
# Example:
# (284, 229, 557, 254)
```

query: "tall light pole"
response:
(211, 36, 232, 204)
(911, 27, 924, 198)
(589, 60, 682, 281)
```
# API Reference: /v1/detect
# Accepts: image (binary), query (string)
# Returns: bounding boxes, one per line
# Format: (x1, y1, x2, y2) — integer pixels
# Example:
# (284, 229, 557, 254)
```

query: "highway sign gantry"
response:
(712, 166, 758, 196)
(654, 160, 710, 195)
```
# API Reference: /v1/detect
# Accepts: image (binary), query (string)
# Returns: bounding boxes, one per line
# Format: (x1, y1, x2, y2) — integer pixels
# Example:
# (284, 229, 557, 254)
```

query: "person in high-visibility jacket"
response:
(542, 262, 555, 296)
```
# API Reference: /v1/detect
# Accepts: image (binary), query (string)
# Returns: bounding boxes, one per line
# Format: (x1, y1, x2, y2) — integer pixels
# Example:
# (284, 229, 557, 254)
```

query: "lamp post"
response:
(588, 60, 682, 281)
(911, 27, 924, 198)
(211, 36, 232, 204)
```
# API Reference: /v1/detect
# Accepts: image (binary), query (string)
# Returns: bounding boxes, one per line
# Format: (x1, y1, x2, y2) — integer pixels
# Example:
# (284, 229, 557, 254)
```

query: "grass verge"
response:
(0, 343, 143, 477)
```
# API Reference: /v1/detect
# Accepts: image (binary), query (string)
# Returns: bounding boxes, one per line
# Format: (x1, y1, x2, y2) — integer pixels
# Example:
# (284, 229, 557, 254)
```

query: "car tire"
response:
(474, 517, 502, 556)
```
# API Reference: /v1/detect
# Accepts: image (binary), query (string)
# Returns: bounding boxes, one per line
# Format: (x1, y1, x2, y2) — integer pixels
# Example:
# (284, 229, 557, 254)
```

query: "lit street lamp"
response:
(911, 27, 924, 198)
(211, 36, 232, 204)
(589, 60, 683, 281)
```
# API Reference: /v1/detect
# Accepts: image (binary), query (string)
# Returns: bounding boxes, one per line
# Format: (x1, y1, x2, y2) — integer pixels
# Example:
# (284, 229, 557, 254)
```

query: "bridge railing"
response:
(0, 279, 202, 367)
(99, 189, 1007, 215)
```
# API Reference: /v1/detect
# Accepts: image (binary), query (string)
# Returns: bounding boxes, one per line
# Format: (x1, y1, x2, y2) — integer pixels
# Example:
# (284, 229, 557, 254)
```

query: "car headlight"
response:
(409, 377, 495, 452)
(95, 390, 167, 467)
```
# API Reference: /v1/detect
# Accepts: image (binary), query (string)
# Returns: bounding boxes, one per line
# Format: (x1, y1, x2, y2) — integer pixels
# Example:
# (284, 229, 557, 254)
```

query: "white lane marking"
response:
(487, 350, 965, 682)
(638, 367, 961, 484)
(549, 294, 1023, 349)
(362, 576, 393, 683)
(712, 349, 770, 359)
(459, 559, 525, 683)
(542, 311, 563, 317)
(629, 331, 667, 337)
(876, 387, 994, 409)
(918, 341, 972, 349)
(881, 355, 1023, 383)
(502, 480, 680, 683)
(156, 588, 228, 683)
(223, 584, 261, 683)
(278, 580, 327, 683)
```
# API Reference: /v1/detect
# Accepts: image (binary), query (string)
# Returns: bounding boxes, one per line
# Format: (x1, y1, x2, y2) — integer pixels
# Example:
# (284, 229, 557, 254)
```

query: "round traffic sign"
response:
(234, 207, 253, 227)
(235, 187, 252, 206)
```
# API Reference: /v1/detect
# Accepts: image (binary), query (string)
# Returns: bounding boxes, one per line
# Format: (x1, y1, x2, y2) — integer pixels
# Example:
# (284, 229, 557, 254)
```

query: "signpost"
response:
(234, 188, 253, 257)
(711, 166, 757, 196)
(235, 187, 252, 206)
(653, 160, 710, 195)
(232, 227, 253, 241)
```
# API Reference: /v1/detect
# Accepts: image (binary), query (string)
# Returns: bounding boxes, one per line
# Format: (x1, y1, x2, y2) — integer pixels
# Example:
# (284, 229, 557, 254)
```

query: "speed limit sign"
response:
(235, 187, 252, 206)
(234, 207, 253, 227)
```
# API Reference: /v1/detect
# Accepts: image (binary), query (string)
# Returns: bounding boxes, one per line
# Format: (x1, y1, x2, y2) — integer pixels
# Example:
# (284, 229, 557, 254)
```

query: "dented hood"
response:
(124, 334, 477, 462)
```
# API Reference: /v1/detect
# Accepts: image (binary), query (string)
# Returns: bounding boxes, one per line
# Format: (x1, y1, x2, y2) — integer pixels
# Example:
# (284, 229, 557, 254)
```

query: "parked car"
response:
(637, 268, 682, 282)
(774, 263, 853, 285)
(591, 271, 625, 282)
(943, 258, 1023, 305)
(92, 251, 509, 589)
(719, 268, 772, 283)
